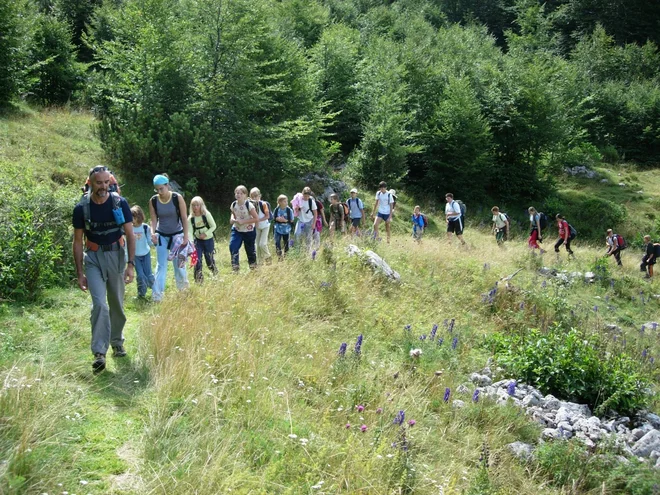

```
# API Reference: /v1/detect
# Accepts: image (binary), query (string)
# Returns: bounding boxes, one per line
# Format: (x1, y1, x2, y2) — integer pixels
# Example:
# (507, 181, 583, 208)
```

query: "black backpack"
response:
(568, 223, 577, 239)
(151, 192, 181, 221)
(191, 214, 217, 240)
(538, 212, 548, 230)
(274, 206, 294, 225)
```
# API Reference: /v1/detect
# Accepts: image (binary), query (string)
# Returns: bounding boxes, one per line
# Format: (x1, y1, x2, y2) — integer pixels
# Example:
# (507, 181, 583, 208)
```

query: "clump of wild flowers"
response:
(356, 404, 364, 413)
(472, 390, 480, 403)
(448, 318, 455, 333)
(507, 380, 516, 396)
(451, 337, 458, 350)
(354, 334, 363, 356)
(338, 342, 347, 357)
(430, 324, 438, 340)
(437, 337, 444, 346)
(393, 410, 405, 426)
(360, 424, 368, 433)
(444, 388, 451, 403)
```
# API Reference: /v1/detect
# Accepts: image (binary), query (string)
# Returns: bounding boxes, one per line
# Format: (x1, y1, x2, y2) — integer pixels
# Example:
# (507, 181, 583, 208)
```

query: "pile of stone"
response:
(538, 267, 596, 284)
(564, 165, 598, 179)
(463, 370, 660, 468)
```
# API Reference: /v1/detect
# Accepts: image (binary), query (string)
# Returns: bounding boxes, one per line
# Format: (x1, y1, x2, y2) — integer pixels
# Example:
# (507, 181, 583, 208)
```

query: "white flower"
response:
(409, 348, 423, 358)
(288, 434, 298, 439)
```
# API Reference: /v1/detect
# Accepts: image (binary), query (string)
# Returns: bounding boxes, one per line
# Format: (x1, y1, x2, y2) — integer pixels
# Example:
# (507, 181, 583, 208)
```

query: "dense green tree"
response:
(0, 0, 31, 106)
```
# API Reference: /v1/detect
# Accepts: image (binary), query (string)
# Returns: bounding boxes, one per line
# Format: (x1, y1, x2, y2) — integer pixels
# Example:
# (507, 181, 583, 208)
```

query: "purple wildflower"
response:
(408, 419, 416, 427)
(311, 250, 317, 260)
(320, 281, 331, 288)
(451, 337, 458, 350)
(604, 295, 610, 302)
(653, 323, 658, 331)
(437, 337, 444, 346)
(419, 334, 427, 340)
(376, 408, 383, 414)
(641, 325, 646, 334)
(448, 319, 455, 333)
(593, 305, 599, 313)
(519, 302, 525, 310)
(354, 334, 363, 356)
(443, 388, 451, 403)
(642, 349, 648, 359)
(357, 404, 365, 412)
(507, 381, 516, 396)
(404, 324, 411, 331)
(650, 357, 655, 364)
(541, 280, 547, 288)
(289, 239, 294, 248)
(472, 389, 480, 403)
(393, 410, 405, 426)
(338, 342, 347, 357)
(345, 423, 351, 429)
(360, 424, 367, 432)
(430, 324, 438, 340)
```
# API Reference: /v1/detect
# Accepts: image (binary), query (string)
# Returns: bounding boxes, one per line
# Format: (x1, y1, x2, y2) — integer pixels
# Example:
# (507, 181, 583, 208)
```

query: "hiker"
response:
(149, 174, 190, 301)
(605, 229, 625, 266)
(347, 188, 365, 236)
(229, 185, 259, 271)
(491, 207, 509, 246)
(328, 193, 346, 238)
(527, 207, 545, 254)
(130, 205, 155, 299)
(250, 188, 273, 265)
(73, 166, 135, 373)
(554, 214, 575, 258)
(372, 181, 394, 243)
(411, 205, 425, 241)
(312, 195, 328, 250)
(188, 196, 217, 282)
(445, 193, 466, 246)
(640, 235, 659, 278)
(273, 194, 294, 260)
(294, 186, 317, 251)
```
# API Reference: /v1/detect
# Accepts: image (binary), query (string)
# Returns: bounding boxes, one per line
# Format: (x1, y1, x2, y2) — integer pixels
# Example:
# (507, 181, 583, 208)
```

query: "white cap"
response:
(389, 189, 397, 196)
(350, 188, 358, 193)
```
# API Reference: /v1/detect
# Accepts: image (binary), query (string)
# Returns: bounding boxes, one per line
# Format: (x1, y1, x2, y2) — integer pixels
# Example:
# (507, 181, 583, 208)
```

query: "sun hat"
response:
(350, 188, 358, 193)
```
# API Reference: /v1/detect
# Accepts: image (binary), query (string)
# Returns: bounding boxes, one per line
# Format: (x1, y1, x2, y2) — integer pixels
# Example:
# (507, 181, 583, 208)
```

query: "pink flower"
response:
(356, 405, 365, 413)
(376, 407, 383, 414)
(360, 424, 368, 432)
(408, 419, 416, 427)
(345, 423, 351, 429)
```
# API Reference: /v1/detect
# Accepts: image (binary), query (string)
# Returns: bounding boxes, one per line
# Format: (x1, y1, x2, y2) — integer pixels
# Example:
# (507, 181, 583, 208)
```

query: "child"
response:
(130, 205, 155, 299)
(312, 196, 328, 249)
(294, 187, 318, 251)
(328, 193, 345, 238)
(491, 206, 509, 246)
(188, 196, 217, 282)
(372, 181, 394, 243)
(527, 207, 545, 254)
(411, 205, 425, 241)
(250, 187, 273, 265)
(554, 214, 575, 258)
(273, 195, 294, 259)
(605, 228, 625, 266)
(229, 185, 259, 271)
(640, 235, 658, 278)
(347, 188, 364, 236)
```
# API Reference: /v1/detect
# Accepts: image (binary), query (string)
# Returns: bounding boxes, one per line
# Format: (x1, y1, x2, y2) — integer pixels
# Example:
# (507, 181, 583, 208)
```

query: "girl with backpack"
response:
(250, 188, 273, 265)
(149, 174, 190, 301)
(527, 207, 545, 254)
(230, 185, 259, 271)
(411, 205, 425, 241)
(188, 196, 217, 282)
(605, 229, 625, 266)
(273, 194, 295, 259)
(554, 214, 575, 258)
(130, 205, 155, 299)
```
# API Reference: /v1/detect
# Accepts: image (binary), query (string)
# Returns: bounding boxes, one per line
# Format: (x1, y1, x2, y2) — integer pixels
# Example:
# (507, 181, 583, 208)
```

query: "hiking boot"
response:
(112, 345, 127, 357)
(92, 353, 106, 373)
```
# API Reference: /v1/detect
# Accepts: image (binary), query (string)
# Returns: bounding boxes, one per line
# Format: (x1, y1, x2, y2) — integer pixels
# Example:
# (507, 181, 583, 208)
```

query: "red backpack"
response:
(421, 214, 429, 228)
(615, 234, 627, 249)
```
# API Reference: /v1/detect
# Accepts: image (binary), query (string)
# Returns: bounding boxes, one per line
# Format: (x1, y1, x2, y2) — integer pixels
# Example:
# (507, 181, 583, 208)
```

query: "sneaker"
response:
(92, 353, 106, 373)
(112, 345, 127, 357)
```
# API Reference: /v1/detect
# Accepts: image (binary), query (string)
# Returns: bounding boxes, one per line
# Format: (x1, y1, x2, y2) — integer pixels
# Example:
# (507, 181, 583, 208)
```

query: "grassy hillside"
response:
(1, 107, 660, 494)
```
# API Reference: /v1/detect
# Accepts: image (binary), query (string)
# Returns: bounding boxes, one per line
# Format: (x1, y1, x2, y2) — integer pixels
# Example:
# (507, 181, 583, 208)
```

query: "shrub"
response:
(0, 166, 78, 301)
(490, 325, 651, 416)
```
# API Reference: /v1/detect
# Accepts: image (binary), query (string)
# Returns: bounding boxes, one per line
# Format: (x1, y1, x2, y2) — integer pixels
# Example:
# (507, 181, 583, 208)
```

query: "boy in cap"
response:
(347, 188, 364, 236)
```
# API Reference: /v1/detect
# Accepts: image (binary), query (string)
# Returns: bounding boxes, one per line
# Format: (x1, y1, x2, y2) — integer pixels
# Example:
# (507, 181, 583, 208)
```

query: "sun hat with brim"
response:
(350, 188, 358, 193)
(153, 174, 169, 186)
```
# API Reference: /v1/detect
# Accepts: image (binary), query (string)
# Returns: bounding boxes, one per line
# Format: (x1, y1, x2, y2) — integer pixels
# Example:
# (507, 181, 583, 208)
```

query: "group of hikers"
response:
(72, 167, 658, 373)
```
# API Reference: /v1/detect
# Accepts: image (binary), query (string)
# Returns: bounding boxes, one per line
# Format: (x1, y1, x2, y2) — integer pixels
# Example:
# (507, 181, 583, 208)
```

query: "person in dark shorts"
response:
(554, 214, 575, 258)
(640, 235, 659, 278)
(444, 193, 466, 246)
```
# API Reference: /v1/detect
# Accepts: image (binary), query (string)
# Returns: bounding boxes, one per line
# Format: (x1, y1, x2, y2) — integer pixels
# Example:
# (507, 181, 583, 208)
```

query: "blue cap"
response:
(153, 174, 169, 186)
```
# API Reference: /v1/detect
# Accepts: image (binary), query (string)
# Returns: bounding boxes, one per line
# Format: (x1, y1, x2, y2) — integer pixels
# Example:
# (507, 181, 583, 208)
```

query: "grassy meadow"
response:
(1, 107, 660, 494)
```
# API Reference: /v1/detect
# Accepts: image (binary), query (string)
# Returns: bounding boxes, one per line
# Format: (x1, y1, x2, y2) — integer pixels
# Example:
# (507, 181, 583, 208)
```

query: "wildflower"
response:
(409, 348, 422, 358)
(419, 334, 427, 340)
(289, 239, 294, 248)
(360, 424, 368, 433)
(430, 324, 438, 340)
(653, 323, 658, 331)
(376, 407, 383, 414)
(408, 419, 416, 427)
(507, 381, 516, 396)
(472, 390, 480, 403)
(338, 342, 347, 357)
(443, 388, 450, 403)
(354, 334, 363, 356)
(357, 405, 365, 413)
(650, 357, 655, 364)
(393, 410, 405, 426)
(448, 319, 455, 333)
(404, 324, 412, 331)
(437, 338, 444, 346)
(345, 423, 351, 429)
(642, 349, 648, 359)
(519, 302, 525, 310)
(288, 434, 298, 439)
(320, 281, 331, 289)
(541, 280, 547, 288)
(593, 305, 598, 313)
(312, 250, 317, 260)
(641, 325, 646, 334)
(451, 337, 458, 350)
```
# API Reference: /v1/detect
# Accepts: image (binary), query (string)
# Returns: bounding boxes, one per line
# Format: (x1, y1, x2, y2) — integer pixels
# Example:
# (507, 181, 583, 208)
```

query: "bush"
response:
(0, 166, 78, 301)
(490, 325, 651, 416)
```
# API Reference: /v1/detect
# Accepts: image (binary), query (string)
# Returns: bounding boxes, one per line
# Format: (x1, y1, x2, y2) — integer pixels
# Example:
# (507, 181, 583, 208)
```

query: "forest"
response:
(2, 0, 660, 203)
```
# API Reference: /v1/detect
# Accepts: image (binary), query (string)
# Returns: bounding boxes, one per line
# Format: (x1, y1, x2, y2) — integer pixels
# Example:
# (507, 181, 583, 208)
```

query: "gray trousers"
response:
(85, 248, 126, 355)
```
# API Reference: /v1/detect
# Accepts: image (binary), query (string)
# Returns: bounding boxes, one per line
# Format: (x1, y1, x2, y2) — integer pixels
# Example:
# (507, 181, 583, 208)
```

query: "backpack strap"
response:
(143, 224, 148, 236)
(82, 192, 125, 236)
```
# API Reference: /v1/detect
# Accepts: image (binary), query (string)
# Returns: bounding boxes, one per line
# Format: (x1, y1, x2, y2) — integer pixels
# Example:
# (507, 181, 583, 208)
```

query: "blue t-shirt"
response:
(273, 206, 294, 235)
(348, 197, 364, 219)
(73, 194, 132, 245)
(412, 214, 424, 231)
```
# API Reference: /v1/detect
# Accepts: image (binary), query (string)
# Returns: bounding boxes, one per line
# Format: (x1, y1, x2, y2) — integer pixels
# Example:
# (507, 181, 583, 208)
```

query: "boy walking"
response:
(347, 188, 364, 236)
(294, 186, 317, 251)
(605, 229, 625, 266)
(328, 193, 345, 238)
(372, 181, 394, 243)
(411, 206, 425, 241)
(491, 207, 509, 246)
(273, 195, 294, 259)
(445, 193, 466, 246)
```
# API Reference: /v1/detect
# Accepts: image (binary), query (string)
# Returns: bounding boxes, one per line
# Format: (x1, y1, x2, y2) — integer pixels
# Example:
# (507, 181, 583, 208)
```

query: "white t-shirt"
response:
(375, 191, 394, 215)
(493, 213, 507, 229)
(256, 201, 270, 230)
(445, 201, 461, 221)
(232, 200, 256, 232)
(298, 197, 317, 224)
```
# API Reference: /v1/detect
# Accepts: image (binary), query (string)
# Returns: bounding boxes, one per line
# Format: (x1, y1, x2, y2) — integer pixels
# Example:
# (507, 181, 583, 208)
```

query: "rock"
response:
(655, 458, 660, 469)
(542, 395, 561, 411)
(557, 421, 574, 432)
(507, 442, 535, 461)
(586, 416, 601, 428)
(564, 166, 597, 179)
(650, 450, 660, 462)
(362, 250, 401, 282)
(618, 182, 626, 187)
(631, 424, 655, 442)
(631, 430, 660, 457)
(522, 394, 541, 407)
(457, 384, 469, 395)
(346, 244, 361, 257)
(575, 432, 596, 449)
(645, 413, 660, 429)
(559, 401, 591, 417)
(470, 373, 492, 387)
(555, 407, 573, 425)
(542, 428, 561, 440)
(584, 272, 596, 282)
(602, 420, 616, 433)
(452, 400, 465, 409)
(614, 455, 630, 465)
(605, 324, 623, 335)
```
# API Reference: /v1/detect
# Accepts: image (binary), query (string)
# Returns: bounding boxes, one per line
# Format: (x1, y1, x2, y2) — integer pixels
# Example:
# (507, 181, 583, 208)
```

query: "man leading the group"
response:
(73, 166, 135, 373)
(445, 193, 466, 246)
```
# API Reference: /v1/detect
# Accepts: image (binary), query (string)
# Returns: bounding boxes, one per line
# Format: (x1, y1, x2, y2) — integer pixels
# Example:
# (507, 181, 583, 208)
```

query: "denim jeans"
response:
(229, 229, 257, 270)
(135, 252, 155, 297)
(194, 238, 217, 282)
(274, 232, 290, 258)
(153, 234, 189, 301)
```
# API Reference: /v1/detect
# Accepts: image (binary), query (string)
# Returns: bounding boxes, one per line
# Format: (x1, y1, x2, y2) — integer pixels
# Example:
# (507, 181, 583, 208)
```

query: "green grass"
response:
(1, 105, 659, 494)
